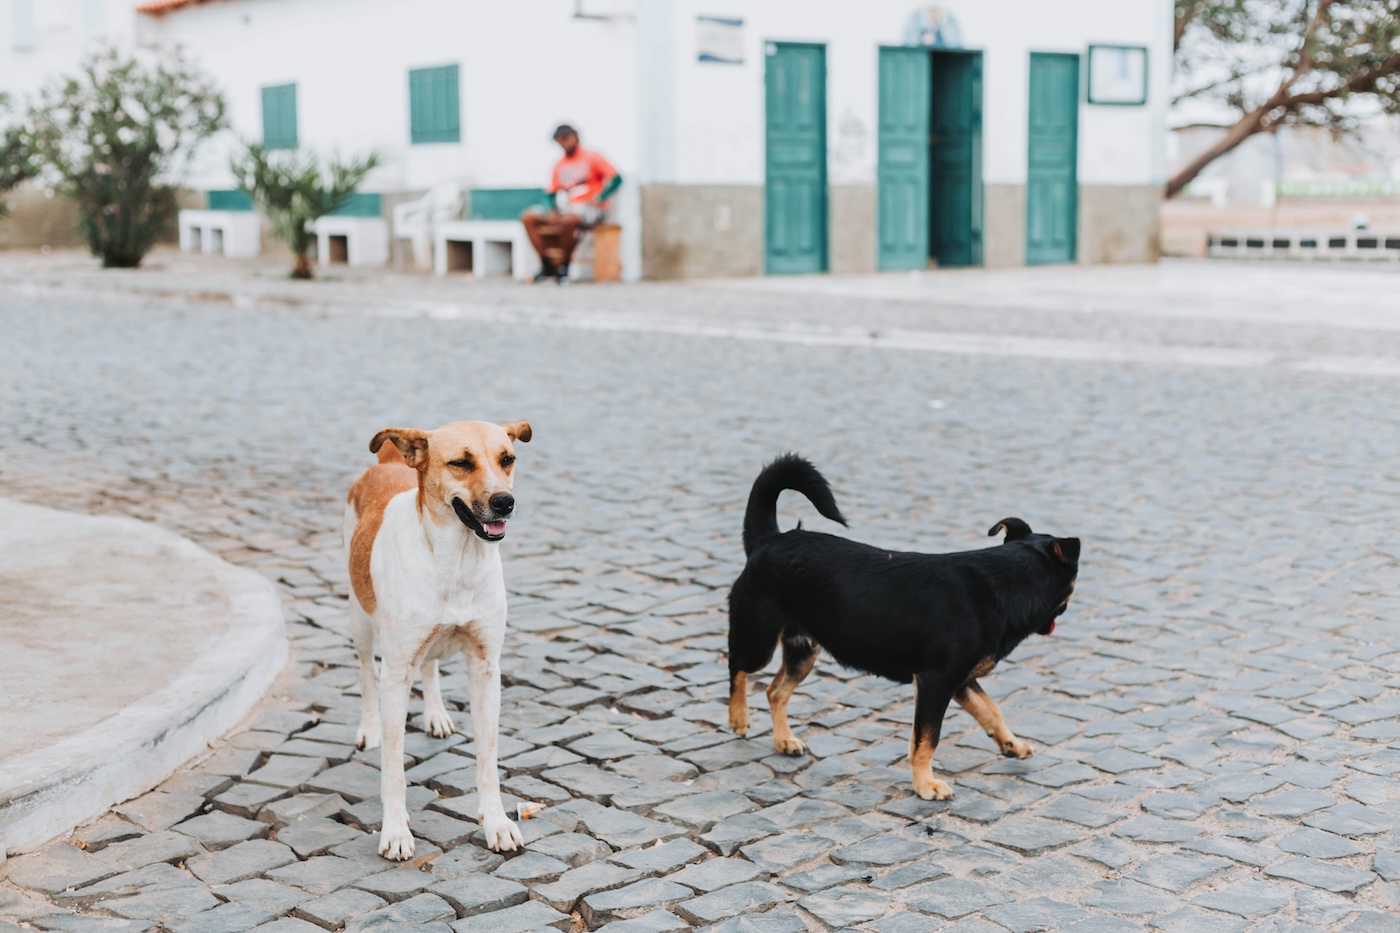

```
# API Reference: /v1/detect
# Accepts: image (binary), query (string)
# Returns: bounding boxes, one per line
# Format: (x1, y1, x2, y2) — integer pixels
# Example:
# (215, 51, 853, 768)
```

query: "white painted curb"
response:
(0, 505, 286, 856)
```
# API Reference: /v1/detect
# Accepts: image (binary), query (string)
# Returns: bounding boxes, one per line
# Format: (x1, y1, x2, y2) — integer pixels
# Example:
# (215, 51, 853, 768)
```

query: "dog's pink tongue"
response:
(483, 521, 507, 537)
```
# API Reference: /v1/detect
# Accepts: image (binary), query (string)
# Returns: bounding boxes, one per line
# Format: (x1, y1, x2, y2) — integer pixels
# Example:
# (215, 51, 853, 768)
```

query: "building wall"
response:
(658, 0, 1168, 189)
(646, 0, 1168, 274)
(2, 0, 1169, 276)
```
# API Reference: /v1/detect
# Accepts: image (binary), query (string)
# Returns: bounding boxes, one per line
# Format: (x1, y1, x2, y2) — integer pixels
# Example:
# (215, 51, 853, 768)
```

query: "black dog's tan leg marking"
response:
(768, 638, 817, 755)
(911, 672, 955, 800)
(955, 679, 1032, 759)
(728, 670, 749, 735)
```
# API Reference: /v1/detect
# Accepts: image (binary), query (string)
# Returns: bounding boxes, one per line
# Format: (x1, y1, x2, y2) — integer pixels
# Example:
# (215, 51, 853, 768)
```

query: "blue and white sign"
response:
(698, 15, 744, 64)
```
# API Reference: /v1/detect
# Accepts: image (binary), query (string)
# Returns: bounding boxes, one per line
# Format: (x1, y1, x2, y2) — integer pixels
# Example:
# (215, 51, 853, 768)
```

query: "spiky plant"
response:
(230, 144, 381, 279)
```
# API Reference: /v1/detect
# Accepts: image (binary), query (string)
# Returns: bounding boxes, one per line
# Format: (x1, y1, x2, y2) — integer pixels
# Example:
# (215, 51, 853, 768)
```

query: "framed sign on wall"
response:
(1086, 44, 1147, 105)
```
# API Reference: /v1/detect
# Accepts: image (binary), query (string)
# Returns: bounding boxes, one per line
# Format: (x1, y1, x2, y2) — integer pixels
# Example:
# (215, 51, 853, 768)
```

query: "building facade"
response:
(2, 0, 1172, 279)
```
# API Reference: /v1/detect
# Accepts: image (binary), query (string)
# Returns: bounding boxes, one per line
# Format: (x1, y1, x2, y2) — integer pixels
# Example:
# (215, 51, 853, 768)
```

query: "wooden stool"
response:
(591, 224, 621, 282)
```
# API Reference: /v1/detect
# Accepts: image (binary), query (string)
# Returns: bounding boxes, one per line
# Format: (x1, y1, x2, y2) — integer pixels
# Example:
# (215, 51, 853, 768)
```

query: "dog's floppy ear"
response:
(502, 421, 532, 443)
(1052, 537, 1081, 564)
(988, 518, 1033, 541)
(370, 428, 430, 469)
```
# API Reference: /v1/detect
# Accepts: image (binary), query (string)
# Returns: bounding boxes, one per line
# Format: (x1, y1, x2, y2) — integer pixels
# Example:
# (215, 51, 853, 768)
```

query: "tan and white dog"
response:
(343, 419, 532, 860)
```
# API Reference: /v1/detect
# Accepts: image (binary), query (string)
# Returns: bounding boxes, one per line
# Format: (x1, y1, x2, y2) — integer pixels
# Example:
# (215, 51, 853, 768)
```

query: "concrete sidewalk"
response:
(0, 499, 286, 856)
(4, 249, 1400, 375)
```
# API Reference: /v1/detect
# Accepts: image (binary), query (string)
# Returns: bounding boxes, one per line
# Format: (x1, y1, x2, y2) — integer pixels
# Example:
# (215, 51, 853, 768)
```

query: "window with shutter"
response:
(261, 84, 298, 150)
(409, 65, 460, 144)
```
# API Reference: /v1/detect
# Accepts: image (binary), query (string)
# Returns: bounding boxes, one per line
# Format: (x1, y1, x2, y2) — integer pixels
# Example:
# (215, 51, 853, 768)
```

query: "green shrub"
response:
(25, 46, 225, 267)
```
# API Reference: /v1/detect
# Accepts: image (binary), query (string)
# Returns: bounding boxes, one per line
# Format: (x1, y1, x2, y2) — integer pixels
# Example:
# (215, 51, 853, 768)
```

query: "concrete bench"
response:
(433, 188, 545, 280)
(308, 193, 387, 268)
(309, 215, 389, 268)
(434, 219, 540, 280)
(178, 209, 260, 259)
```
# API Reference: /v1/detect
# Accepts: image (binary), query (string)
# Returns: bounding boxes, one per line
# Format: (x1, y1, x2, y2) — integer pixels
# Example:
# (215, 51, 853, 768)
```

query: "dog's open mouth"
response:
(452, 498, 507, 542)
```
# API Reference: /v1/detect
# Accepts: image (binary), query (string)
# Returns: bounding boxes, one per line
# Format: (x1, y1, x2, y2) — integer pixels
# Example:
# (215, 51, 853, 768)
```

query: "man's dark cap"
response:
(553, 124, 577, 140)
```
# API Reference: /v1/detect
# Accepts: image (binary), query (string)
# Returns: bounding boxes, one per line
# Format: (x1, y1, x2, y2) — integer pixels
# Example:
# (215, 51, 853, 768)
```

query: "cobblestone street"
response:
(1, 262, 1399, 932)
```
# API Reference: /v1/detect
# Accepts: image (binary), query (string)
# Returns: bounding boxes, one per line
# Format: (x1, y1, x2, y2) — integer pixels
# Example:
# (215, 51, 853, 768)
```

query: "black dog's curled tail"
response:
(989, 517, 1033, 541)
(744, 453, 848, 556)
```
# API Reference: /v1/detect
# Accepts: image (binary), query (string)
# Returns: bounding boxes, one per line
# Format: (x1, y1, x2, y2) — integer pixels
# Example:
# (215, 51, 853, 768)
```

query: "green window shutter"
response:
(261, 84, 298, 150)
(409, 64, 460, 144)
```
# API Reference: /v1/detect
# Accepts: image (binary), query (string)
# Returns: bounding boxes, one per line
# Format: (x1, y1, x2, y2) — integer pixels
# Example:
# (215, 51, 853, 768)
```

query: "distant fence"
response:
(1207, 228, 1400, 261)
(1275, 179, 1400, 199)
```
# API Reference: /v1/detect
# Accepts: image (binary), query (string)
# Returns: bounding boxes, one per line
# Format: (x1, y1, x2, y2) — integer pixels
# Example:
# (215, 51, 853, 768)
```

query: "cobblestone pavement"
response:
(1, 267, 1399, 932)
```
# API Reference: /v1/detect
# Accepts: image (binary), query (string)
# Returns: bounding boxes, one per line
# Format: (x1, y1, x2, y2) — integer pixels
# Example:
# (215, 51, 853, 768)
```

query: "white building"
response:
(2, 0, 1172, 278)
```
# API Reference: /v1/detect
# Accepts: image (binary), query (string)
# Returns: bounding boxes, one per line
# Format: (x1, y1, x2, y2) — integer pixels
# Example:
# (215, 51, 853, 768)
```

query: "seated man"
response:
(521, 124, 621, 284)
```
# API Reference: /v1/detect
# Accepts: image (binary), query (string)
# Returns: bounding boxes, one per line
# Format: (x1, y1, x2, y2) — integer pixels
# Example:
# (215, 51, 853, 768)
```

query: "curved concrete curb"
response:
(0, 501, 286, 855)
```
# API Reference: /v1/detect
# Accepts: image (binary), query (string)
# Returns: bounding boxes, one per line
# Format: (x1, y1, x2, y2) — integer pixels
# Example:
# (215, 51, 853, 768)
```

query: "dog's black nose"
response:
(489, 493, 515, 516)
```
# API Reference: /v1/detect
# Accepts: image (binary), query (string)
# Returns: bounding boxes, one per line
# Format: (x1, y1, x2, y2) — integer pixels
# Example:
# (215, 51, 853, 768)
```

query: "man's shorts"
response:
(525, 201, 606, 228)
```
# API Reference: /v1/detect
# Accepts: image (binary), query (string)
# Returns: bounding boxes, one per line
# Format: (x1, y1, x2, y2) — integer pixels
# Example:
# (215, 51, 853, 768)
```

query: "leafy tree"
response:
(0, 93, 36, 218)
(230, 144, 381, 279)
(1170, 0, 1400, 197)
(25, 46, 225, 266)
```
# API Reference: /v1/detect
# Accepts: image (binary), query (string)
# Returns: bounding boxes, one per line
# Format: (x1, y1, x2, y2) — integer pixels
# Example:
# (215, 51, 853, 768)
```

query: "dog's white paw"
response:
(423, 709, 456, 739)
(480, 814, 523, 852)
(355, 721, 381, 751)
(378, 821, 415, 860)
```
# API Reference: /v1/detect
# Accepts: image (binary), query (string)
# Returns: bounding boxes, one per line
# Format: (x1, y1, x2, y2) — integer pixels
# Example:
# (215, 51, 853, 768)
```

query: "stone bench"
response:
(177, 209, 260, 259)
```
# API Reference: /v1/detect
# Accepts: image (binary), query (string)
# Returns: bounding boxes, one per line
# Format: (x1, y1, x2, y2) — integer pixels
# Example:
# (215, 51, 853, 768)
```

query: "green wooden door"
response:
(765, 43, 827, 275)
(1026, 52, 1079, 264)
(929, 51, 983, 267)
(877, 47, 930, 271)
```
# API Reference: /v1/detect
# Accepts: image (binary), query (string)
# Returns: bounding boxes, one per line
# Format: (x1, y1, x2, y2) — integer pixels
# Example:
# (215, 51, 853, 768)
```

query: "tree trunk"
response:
(292, 251, 314, 280)
(1165, 106, 1271, 198)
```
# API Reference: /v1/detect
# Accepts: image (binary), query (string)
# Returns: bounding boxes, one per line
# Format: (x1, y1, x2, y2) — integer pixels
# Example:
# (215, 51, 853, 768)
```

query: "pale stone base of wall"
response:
(984, 184, 1027, 268)
(0, 187, 83, 250)
(1079, 184, 1162, 264)
(830, 185, 875, 275)
(0, 185, 200, 252)
(640, 184, 763, 280)
(639, 181, 1159, 279)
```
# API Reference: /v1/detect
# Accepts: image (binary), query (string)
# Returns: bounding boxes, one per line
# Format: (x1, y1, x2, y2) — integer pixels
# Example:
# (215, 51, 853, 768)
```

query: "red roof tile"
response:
(136, 0, 216, 14)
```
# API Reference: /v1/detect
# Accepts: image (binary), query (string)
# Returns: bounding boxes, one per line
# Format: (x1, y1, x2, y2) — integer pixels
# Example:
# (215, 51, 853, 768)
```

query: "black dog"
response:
(726, 454, 1080, 800)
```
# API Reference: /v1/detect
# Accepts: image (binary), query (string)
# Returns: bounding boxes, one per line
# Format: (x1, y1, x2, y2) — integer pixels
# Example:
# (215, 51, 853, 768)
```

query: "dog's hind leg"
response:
(350, 604, 381, 751)
(955, 680, 1031, 759)
(727, 583, 783, 736)
(768, 636, 818, 755)
(728, 670, 751, 736)
(910, 672, 955, 800)
(420, 660, 456, 738)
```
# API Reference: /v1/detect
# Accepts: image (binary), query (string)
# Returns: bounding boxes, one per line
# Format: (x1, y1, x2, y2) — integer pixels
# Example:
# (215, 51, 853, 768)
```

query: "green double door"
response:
(765, 43, 828, 275)
(877, 47, 983, 270)
(1026, 52, 1080, 264)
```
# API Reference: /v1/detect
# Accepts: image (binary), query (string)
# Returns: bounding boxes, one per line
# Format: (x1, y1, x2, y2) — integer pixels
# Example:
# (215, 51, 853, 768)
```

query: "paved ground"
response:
(1, 258, 1398, 932)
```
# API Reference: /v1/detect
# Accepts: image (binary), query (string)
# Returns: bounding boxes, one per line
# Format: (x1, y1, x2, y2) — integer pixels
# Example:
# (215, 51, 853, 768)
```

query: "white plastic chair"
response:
(392, 183, 464, 270)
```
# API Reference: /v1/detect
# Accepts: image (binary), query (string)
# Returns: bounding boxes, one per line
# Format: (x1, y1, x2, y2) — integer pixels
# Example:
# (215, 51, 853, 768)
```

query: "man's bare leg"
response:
(555, 215, 583, 266)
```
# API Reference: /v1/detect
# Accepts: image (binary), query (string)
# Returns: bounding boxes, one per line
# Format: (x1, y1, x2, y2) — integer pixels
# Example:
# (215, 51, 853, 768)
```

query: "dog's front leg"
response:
(465, 635, 522, 852)
(376, 656, 416, 860)
(955, 680, 1032, 759)
(911, 673, 955, 800)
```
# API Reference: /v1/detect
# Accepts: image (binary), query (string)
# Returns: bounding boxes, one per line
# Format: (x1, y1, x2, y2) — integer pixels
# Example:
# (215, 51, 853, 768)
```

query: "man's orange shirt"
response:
(550, 148, 617, 204)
